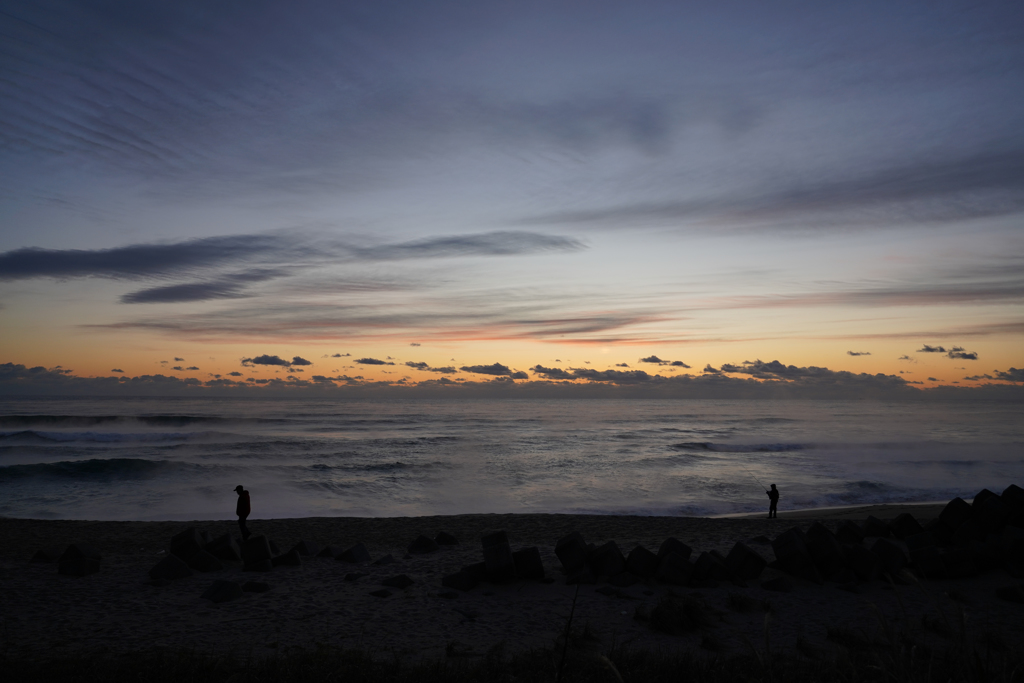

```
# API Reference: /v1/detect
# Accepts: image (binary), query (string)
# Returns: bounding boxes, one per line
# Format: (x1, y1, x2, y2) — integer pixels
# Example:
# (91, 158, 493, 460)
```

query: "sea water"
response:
(0, 397, 1021, 520)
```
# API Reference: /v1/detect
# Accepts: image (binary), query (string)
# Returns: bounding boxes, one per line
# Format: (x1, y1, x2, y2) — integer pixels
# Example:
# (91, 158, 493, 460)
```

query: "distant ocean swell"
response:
(0, 397, 1021, 521)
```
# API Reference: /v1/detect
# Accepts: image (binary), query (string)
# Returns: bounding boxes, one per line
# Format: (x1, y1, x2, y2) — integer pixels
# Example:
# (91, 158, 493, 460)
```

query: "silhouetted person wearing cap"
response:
(235, 485, 251, 540)
(766, 484, 779, 518)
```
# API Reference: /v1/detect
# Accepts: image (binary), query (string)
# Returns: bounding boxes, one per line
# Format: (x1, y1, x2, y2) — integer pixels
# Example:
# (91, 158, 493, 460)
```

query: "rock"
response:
(805, 523, 847, 579)
(657, 537, 693, 562)
(940, 497, 973, 530)
(58, 544, 102, 576)
(435, 531, 459, 546)
(906, 533, 943, 579)
(187, 549, 224, 573)
(481, 530, 516, 582)
(863, 516, 891, 538)
(206, 534, 242, 562)
(271, 548, 301, 567)
(241, 536, 273, 565)
(951, 519, 985, 547)
(655, 551, 693, 585)
(692, 552, 730, 582)
(337, 543, 371, 564)
(149, 554, 193, 581)
(344, 572, 367, 582)
(975, 496, 1011, 532)
(973, 488, 999, 509)
(242, 581, 271, 593)
(589, 541, 626, 577)
(871, 538, 908, 574)
(317, 545, 341, 559)
(760, 577, 794, 593)
(1002, 485, 1024, 513)
(995, 584, 1024, 603)
(30, 547, 63, 563)
(889, 513, 925, 540)
(373, 554, 396, 566)
(442, 571, 479, 591)
(940, 548, 977, 578)
(243, 559, 273, 572)
(771, 528, 822, 584)
(512, 546, 545, 580)
(726, 542, 767, 580)
(924, 519, 953, 546)
(555, 532, 589, 575)
(844, 544, 881, 581)
(170, 528, 206, 560)
(835, 521, 864, 545)
(290, 540, 320, 557)
(381, 574, 414, 589)
(461, 562, 488, 580)
(369, 589, 392, 598)
(201, 579, 243, 603)
(408, 535, 439, 554)
(607, 572, 639, 587)
(625, 546, 659, 578)
(269, 539, 281, 556)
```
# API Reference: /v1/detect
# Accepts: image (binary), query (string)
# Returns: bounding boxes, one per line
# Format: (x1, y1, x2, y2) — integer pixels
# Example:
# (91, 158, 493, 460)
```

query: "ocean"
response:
(0, 397, 1021, 521)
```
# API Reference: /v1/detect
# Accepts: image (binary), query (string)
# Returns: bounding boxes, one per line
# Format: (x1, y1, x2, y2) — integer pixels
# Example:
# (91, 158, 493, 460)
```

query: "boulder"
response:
(975, 496, 1010, 533)
(290, 540, 321, 557)
(317, 545, 341, 559)
(206, 534, 242, 562)
(625, 545, 659, 578)
(170, 528, 206, 560)
(58, 544, 102, 576)
(940, 548, 977, 579)
(871, 538, 908, 574)
(555, 532, 589, 575)
(771, 528, 822, 584)
(691, 552, 730, 582)
(940, 497, 973, 530)
(271, 548, 301, 567)
(889, 513, 925, 540)
(31, 547, 63, 563)
(201, 579, 243, 603)
(844, 544, 881, 582)
(805, 523, 847, 579)
(726, 542, 767, 580)
(242, 581, 271, 593)
(924, 519, 953, 546)
(655, 551, 693, 586)
(243, 559, 273, 572)
(381, 574, 414, 589)
(187, 549, 224, 573)
(972, 488, 998, 509)
(512, 546, 545, 580)
(442, 571, 479, 591)
(835, 521, 864, 545)
(760, 577, 794, 593)
(482, 530, 516, 582)
(337, 543, 371, 564)
(862, 516, 891, 538)
(657, 537, 693, 562)
(149, 554, 192, 580)
(435, 531, 459, 546)
(408, 535, 440, 554)
(241, 536, 273, 565)
(588, 541, 626, 577)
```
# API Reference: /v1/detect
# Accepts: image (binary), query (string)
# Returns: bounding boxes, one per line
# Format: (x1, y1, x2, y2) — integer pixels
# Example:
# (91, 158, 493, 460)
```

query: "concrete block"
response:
(657, 537, 693, 562)
(408, 535, 439, 554)
(187, 549, 224, 573)
(871, 538, 908, 574)
(201, 579, 242, 603)
(149, 554, 192, 580)
(555, 532, 588, 575)
(940, 497, 973, 530)
(890, 513, 925, 540)
(170, 528, 205, 560)
(337, 543, 371, 564)
(725, 542, 767, 580)
(512, 546, 545, 580)
(481, 530, 516, 582)
(206, 534, 242, 562)
(625, 545, 659, 578)
(863, 516, 891, 538)
(241, 536, 272, 564)
(588, 541, 625, 577)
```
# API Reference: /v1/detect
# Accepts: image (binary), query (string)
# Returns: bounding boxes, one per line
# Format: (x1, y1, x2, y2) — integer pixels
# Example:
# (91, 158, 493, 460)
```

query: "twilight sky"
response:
(1, 0, 1023, 397)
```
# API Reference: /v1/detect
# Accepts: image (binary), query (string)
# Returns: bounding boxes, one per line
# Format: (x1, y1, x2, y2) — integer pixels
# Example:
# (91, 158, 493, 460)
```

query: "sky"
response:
(1, 0, 1023, 398)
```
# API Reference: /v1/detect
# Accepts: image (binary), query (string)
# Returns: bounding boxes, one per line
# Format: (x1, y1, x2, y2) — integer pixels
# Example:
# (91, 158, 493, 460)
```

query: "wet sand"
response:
(1, 504, 1020, 660)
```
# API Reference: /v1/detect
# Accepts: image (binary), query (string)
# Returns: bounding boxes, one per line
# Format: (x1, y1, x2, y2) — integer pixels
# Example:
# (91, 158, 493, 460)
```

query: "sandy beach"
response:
(1, 504, 1021, 661)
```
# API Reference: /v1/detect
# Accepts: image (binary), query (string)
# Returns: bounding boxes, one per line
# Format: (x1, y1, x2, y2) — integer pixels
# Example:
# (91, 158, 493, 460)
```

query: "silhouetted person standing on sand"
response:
(766, 484, 779, 518)
(235, 485, 251, 540)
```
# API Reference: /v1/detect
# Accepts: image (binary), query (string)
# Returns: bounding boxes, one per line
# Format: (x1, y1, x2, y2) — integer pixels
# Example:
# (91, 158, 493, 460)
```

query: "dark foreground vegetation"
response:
(4, 618, 1022, 683)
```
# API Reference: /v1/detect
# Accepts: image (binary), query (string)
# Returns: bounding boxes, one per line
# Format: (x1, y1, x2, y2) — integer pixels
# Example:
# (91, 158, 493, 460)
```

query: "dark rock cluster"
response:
(441, 530, 548, 591)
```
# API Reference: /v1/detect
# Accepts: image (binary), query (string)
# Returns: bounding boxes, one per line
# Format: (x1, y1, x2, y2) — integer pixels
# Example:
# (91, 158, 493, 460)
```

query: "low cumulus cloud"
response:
(917, 345, 946, 353)
(241, 354, 312, 367)
(355, 358, 394, 365)
(331, 353, 351, 357)
(702, 364, 721, 374)
(185, 366, 199, 370)
(946, 346, 978, 360)
(460, 363, 515, 376)
(639, 355, 690, 368)
(531, 365, 653, 384)
(405, 361, 457, 374)
(847, 351, 871, 356)
(228, 371, 243, 377)
(111, 368, 124, 373)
